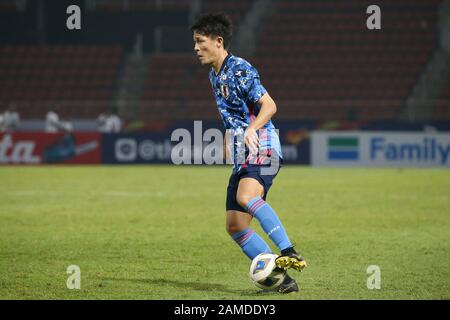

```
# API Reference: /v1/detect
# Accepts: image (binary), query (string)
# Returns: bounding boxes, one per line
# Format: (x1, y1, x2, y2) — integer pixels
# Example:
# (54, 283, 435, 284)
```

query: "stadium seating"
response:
(254, 0, 442, 121)
(139, 0, 444, 122)
(3, 0, 447, 122)
(140, 0, 255, 121)
(92, 0, 190, 12)
(0, 45, 123, 119)
(434, 79, 450, 120)
(0, 0, 17, 12)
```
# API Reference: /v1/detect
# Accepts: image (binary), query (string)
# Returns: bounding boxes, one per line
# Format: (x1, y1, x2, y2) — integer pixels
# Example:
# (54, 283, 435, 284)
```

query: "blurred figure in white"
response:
(2, 104, 20, 132)
(98, 109, 122, 133)
(106, 111, 122, 133)
(45, 109, 61, 133)
(61, 121, 74, 132)
(45, 107, 73, 133)
(0, 113, 5, 132)
(97, 112, 108, 132)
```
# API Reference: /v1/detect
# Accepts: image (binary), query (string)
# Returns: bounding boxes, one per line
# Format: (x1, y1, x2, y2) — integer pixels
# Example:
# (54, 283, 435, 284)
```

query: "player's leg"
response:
(226, 209, 298, 294)
(226, 209, 252, 235)
(226, 210, 271, 260)
(236, 177, 293, 252)
(226, 174, 272, 260)
(235, 177, 301, 293)
(236, 177, 307, 271)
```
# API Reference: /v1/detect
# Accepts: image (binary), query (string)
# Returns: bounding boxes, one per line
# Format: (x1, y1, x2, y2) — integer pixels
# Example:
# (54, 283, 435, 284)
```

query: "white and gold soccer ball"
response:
(249, 253, 286, 290)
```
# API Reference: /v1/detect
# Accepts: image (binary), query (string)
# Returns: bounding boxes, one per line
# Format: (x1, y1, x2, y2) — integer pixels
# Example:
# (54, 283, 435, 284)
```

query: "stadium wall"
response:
(2, 123, 450, 167)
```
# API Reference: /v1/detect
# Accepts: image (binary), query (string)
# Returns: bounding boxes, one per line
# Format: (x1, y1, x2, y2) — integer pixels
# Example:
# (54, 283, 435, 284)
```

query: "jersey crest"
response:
(220, 84, 229, 98)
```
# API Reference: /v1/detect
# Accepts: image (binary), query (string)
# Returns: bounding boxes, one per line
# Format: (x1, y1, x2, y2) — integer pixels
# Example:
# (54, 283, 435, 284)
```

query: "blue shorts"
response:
(226, 150, 282, 212)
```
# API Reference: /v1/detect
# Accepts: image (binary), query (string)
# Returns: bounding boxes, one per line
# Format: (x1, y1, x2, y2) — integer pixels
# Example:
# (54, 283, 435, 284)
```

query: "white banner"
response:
(311, 131, 450, 167)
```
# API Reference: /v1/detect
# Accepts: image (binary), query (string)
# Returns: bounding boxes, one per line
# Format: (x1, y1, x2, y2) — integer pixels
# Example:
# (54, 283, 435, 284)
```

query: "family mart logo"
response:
(328, 137, 359, 160)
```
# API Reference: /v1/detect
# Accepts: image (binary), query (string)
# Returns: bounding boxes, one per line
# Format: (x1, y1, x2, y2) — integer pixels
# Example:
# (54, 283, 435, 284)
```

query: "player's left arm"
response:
(244, 93, 277, 152)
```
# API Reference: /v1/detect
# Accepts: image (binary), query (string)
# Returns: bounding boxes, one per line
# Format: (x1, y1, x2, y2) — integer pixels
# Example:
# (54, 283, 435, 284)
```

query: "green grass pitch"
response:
(0, 165, 449, 299)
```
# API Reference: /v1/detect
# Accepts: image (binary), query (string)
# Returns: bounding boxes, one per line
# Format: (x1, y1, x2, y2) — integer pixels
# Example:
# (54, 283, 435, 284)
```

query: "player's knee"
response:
(226, 221, 247, 236)
(236, 193, 254, 209)
(226, 223, 238, 236)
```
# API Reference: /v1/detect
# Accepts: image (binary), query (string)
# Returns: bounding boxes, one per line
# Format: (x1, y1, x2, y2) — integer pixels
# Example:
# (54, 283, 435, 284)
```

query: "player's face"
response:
(193, 32, 221, 66)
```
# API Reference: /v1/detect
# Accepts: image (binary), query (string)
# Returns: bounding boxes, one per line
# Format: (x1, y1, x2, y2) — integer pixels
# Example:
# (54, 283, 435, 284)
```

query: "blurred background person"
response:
(98, 108, 122, 133)
(45, 107, 73, 133)
(0, 113, 4, 132)
(97, 112, 108, 133)
(2, 104, 20, 132)
(45, 108, 61, 133)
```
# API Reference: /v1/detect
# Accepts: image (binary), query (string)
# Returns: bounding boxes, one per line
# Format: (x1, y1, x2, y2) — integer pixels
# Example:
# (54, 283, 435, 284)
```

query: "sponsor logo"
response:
(267, 226, 280, 236)
(371, 137, 450, 164)
(327, 137, 359, 160)
(0, 134, 40, 164)
(43, 134, 99, 163)
(115, 138, 172, 162)
(115, 139, 137, 161)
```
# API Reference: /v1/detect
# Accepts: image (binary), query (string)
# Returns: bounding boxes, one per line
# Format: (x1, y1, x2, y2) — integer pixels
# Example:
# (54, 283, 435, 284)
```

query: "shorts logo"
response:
(328, 137, 359, 160)
(220, 84, 229, 98)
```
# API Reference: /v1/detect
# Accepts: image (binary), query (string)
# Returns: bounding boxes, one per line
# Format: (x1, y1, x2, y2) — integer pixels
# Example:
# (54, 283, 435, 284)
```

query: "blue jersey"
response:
(209, 54, 283, 173)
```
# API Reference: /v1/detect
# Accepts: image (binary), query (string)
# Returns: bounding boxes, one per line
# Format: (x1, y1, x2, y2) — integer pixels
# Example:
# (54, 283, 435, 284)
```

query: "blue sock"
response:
(231, 228, 272, 260)
(246, 196, 293, 251)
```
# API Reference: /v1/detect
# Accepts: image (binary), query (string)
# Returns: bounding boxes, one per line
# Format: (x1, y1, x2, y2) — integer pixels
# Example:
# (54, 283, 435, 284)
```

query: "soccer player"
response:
(191, 13, 307, 293)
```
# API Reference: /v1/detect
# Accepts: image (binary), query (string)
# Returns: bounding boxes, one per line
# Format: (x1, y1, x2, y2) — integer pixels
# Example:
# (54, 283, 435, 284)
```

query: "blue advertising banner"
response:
(101, 121, 312, 165)
(101, 133, 173, 164)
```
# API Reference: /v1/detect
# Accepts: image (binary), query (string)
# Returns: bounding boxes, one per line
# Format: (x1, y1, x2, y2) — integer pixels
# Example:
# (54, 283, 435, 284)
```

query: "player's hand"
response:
(244, 127, 260, 154)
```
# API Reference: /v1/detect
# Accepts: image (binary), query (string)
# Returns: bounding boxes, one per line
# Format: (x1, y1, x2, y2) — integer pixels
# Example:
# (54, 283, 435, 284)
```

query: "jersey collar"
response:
(214, 53, 232, 76)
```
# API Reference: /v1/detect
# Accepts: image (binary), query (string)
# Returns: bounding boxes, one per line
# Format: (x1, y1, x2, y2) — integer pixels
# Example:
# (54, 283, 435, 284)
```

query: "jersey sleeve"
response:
(235, 64, 267, 104)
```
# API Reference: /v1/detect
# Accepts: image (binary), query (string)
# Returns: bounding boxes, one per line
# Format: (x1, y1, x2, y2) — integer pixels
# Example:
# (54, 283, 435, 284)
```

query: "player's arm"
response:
(224, 129, 232, 164)
(244, 92, 277, 152)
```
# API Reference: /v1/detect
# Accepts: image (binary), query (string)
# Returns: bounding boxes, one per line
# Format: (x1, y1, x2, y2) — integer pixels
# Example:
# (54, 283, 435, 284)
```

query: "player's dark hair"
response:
(191, 12, 233, 50)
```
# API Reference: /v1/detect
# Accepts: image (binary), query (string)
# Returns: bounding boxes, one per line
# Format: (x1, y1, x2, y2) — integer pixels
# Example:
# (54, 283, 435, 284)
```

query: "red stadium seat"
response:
(0, 44, 124, 119)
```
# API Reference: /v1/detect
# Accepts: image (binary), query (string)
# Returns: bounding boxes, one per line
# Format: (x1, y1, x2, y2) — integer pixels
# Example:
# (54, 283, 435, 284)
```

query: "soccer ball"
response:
(249, 253, 286, 290)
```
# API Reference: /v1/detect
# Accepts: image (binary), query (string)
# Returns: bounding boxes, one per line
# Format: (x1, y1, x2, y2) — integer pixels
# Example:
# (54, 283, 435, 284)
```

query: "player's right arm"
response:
(224, 129, 233, 165)
(244, 92, 277, 152)
(235, 62, 273, 153)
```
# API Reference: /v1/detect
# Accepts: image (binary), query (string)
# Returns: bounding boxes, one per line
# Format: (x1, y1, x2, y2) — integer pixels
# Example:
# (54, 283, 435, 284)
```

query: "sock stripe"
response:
(232, 229, 255, 246)
(247, 197, 266, 216)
